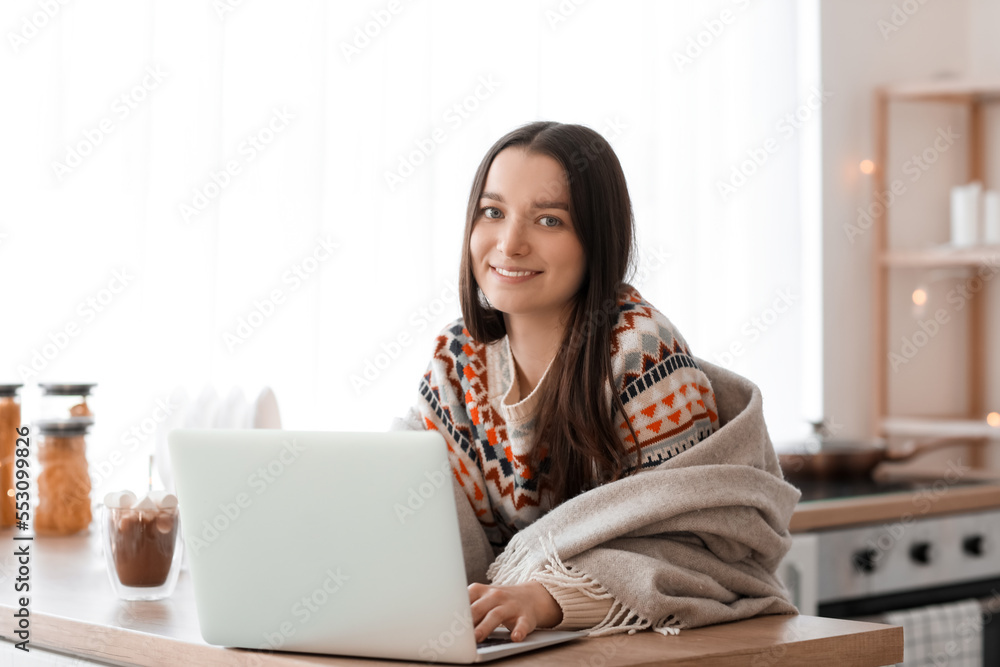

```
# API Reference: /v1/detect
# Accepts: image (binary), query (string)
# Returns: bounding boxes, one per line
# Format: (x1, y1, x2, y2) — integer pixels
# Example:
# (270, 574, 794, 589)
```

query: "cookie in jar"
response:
(0, 384, 23, 528)
(39, 383, 97, 421)
(35, 419, 93, 535)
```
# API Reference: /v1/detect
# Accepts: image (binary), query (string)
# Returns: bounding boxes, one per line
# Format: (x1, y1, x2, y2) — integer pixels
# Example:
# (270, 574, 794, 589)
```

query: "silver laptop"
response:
(168, 429, 586, 663)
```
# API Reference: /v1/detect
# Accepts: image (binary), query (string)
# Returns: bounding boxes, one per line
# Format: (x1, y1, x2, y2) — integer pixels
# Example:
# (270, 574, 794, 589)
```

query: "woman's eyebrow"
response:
(479, 192, 569, 211)
(532, 200, 570, 211)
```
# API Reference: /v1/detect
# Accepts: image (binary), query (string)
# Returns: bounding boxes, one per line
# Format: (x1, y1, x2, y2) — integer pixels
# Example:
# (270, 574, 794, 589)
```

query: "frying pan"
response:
(778, 436, 962, 481)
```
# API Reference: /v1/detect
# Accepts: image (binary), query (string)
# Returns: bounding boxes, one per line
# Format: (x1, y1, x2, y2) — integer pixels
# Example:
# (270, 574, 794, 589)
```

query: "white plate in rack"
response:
(184, 386, 219, 429)
(214, 387, 247, 429)
(153, 386, 190, 492)
(248, 386, 281, 429)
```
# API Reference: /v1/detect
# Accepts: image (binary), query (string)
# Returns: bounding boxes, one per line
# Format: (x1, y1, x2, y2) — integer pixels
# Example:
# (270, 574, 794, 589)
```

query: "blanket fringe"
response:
(531, 533, 614, 601)
(486, 533, 536, 584)
(491, 533, 687, 637)
(587, 599, 683, 637)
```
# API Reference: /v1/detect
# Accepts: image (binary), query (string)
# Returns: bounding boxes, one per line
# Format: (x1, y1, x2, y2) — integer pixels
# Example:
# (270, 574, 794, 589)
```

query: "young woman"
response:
(397, 121, 798, 643)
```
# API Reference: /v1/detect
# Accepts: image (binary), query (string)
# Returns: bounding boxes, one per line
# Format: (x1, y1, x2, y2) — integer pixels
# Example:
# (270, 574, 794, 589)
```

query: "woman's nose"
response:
(498, 219, 528, 256)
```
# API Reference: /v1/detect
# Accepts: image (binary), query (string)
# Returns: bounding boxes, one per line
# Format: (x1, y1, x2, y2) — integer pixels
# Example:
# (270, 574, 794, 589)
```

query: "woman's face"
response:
(470, 147, 586, 324)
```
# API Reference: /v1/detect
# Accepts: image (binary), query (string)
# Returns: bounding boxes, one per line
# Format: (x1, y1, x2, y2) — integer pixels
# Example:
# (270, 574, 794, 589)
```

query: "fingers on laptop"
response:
(468, 583, 537, 643)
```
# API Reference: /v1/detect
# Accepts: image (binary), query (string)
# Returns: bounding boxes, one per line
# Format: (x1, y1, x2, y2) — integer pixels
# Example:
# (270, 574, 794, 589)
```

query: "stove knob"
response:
(909, 542, 932, 565)
(852, 548, 878, 574)
(963, 535, 985, 557)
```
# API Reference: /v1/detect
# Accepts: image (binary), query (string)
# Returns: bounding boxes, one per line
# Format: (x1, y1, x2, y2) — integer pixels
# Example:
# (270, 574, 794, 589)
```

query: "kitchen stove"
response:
(815, 505, 1000, 604)
(780, 476, 1000, 665)
(793, 476, 996, 503)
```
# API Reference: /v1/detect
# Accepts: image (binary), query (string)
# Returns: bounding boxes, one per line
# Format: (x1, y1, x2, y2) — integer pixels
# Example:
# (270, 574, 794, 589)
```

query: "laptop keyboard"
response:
(477, 635, 515, 649)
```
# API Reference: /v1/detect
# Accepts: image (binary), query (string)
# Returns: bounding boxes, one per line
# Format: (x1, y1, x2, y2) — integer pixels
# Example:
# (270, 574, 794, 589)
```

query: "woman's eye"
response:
(482, 206, 502, 219)
(539, 216, 561, 228)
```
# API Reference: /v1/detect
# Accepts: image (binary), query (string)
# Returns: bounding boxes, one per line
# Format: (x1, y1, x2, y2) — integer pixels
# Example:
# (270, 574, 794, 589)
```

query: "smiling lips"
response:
(491, 265, 540, 282)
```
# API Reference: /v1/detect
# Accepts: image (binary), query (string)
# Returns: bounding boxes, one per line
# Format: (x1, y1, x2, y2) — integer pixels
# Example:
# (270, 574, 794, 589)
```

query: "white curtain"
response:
(1, 0, 819, 495)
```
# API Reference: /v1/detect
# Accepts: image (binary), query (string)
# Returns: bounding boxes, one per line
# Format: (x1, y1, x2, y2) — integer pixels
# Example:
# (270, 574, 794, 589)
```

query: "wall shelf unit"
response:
(872, 81, 1000, 465)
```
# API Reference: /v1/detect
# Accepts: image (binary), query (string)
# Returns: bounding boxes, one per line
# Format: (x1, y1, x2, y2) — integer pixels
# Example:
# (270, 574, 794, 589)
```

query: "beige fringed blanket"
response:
(488, 356, 800, 636)
(396, 355, 801, 636)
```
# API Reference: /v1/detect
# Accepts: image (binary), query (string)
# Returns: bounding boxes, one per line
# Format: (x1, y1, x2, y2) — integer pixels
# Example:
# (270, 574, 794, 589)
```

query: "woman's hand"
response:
(468, 581, 563, 643)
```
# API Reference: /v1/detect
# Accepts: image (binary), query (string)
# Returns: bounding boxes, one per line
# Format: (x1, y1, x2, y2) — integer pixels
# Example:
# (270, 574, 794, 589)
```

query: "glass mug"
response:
(101, 504, 183, 601)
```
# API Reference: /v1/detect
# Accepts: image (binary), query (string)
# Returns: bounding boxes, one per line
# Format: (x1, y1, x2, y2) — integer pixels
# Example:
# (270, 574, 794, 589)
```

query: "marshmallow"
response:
(133, 496, 158, 512)
(103, 491, 137, 509)
(147, 491, 178, 509)
(155, 514, 175, 534)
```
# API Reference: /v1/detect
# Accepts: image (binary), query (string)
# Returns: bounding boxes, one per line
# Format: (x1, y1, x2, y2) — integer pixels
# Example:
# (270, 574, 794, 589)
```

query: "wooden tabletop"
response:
(0, 529, 902, 667)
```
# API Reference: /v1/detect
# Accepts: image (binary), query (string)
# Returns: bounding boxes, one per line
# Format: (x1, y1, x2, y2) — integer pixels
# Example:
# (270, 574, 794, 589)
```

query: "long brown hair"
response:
(458, 121, 640, 504)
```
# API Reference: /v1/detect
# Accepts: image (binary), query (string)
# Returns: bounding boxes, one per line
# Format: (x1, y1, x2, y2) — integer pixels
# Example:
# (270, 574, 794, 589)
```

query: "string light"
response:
(860, 159, 875, 174)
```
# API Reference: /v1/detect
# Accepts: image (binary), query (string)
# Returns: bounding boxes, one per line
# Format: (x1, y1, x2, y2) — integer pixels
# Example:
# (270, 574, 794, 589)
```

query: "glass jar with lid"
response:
(0, 384, 23, 528)
(39, 383, 97, 422)
(35, 418, 93, 535)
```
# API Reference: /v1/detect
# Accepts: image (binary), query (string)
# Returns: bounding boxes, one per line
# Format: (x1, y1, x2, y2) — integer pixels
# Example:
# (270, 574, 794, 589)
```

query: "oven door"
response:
(819, 579, 1000, 666)
(778, 533, 819, 616)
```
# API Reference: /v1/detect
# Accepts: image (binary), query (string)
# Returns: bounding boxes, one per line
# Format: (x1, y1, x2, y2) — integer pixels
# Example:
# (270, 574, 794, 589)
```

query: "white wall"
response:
(819, 0, 1000, 462)
(968, 0, 1000, 77)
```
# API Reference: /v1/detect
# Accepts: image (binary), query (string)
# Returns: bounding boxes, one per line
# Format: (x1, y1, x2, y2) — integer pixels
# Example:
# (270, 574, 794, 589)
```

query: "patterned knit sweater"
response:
(408, 284, 720, 629)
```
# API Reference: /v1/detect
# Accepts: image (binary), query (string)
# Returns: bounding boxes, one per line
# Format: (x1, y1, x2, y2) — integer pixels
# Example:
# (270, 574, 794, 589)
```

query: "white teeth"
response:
(494, 267, 536, 278)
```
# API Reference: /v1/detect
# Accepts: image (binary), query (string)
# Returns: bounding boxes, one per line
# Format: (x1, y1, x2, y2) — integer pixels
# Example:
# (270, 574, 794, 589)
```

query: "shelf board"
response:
(881, 244, 1000, 267)
(881, 80, 1000, 102)
(881, 417, 1000, 440)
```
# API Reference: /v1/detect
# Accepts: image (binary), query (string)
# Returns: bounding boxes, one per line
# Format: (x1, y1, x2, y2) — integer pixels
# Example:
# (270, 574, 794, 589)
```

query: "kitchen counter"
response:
(0, 530, 901, 667)
(789, 471, 1000, 533)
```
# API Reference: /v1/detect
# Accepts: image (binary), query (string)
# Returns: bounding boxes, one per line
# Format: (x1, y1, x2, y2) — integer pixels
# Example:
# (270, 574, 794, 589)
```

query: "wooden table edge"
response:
(0, 606, 904, 667)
